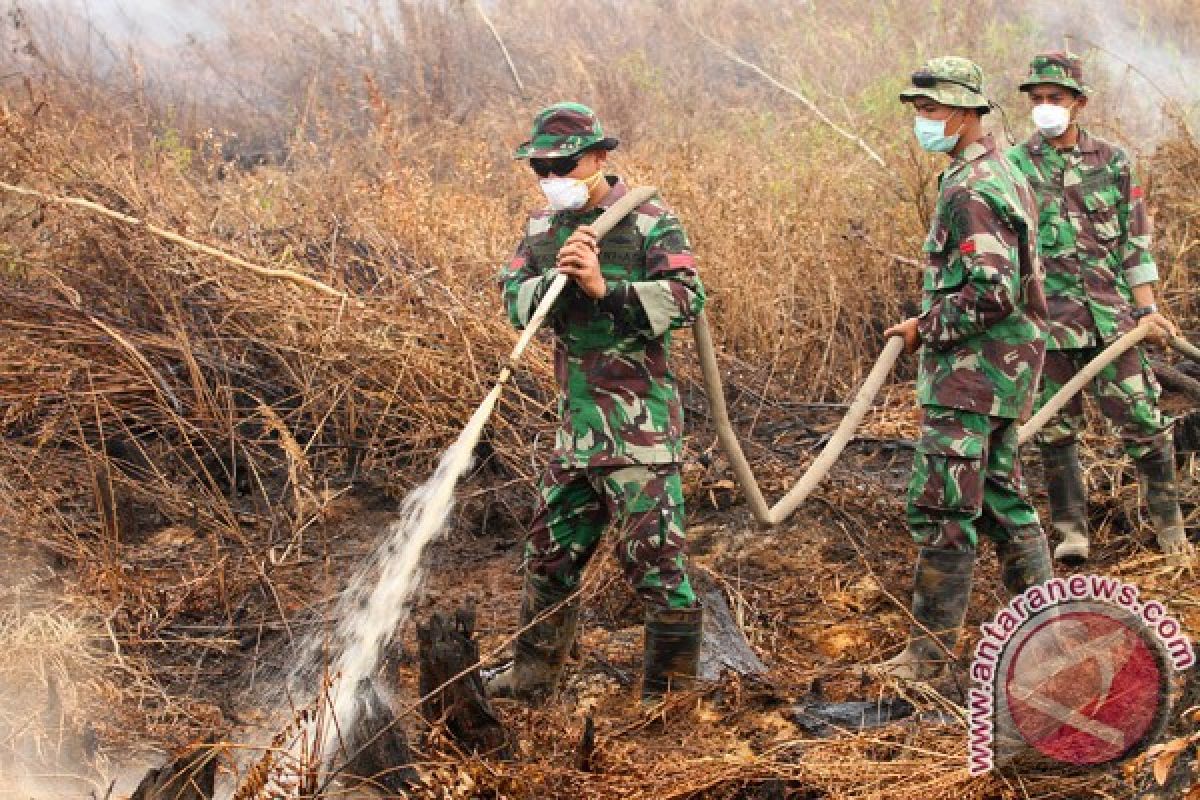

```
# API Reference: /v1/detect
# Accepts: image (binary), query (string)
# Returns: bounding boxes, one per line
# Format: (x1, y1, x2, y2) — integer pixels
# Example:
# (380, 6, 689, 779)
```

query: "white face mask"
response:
(539, 170, 603, 211)
(1032, 103, 1072, 138)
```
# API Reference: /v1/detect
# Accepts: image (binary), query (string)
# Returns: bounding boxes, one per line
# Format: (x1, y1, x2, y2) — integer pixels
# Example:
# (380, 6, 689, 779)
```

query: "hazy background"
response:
(2, 1, 1200, 796)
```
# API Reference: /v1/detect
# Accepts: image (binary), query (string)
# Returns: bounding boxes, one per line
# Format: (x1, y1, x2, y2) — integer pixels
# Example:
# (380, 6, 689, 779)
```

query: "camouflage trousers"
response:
(1032, 345, 1171, 460)
(908, 406, 1044, 551)
(524, 462, 696, 610)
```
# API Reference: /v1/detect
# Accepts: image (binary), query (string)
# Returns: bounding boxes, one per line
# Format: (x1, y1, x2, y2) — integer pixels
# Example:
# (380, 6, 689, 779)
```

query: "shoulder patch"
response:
(629, 194, 668, 237)
(1091, 135, 1120, 163)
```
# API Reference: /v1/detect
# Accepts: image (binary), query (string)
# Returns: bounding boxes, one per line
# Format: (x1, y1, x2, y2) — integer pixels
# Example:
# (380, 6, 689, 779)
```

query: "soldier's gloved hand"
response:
(1137, 312, 1177, 347)
(556, 226, 605, 299)
(884, 317, 922, 354)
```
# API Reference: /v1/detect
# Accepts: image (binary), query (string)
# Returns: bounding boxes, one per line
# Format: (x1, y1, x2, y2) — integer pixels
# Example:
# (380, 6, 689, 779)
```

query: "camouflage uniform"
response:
(900, 61, 1047, 554)
(1009, 53, 1186, 564)
(489, 103, 705, 705)
(1007, 54, 1169, 461)
(880, 59, 1053, 682)
(501, 173, 705, 610)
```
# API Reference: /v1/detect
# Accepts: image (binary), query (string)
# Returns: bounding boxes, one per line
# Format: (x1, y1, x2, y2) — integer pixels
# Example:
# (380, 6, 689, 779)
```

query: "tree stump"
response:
(695, 579, 770, 682)
(130, 742, 217, 800)
(417, 608, 510, 758)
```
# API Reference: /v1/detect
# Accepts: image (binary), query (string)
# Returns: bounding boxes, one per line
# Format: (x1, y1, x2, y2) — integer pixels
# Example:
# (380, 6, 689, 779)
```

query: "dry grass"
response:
(1, 0, 1199, 798)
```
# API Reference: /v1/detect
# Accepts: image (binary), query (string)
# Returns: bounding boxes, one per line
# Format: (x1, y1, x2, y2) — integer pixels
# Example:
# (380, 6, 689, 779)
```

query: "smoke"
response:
(48, 0, 226, 47)
(1023, 0, 1200, 135)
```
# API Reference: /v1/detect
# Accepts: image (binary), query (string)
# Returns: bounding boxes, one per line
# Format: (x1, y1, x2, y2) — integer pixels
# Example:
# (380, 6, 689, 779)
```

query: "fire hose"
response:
(701, 304, 1199, 526)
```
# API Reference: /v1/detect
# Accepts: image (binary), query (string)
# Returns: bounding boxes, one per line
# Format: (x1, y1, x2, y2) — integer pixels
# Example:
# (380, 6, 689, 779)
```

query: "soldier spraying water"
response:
(877, 58, 1055, 681)
(1007, 52, 1194, 566)
(487, 103, 707, 702)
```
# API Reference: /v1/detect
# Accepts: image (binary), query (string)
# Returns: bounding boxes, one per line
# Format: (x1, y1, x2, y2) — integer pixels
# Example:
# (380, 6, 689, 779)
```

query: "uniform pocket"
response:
(1030, 182, 1063, 250)
(911, 452, 984, 514)
(911, 412, 986, 513)
(1083, 186, 1121, 242)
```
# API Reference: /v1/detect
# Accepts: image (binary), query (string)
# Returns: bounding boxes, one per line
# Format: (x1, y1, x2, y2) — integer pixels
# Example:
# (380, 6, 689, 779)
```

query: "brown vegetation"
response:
(1, 0, 1199, 798)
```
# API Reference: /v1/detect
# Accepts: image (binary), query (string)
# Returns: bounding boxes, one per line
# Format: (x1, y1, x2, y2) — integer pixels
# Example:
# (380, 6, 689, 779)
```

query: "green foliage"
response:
(152, 126, 193, 171)
(618, 49, 664, 95)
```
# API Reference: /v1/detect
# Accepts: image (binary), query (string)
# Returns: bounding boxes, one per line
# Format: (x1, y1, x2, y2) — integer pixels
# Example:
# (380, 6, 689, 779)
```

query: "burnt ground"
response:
(5, 394, 1200, 799)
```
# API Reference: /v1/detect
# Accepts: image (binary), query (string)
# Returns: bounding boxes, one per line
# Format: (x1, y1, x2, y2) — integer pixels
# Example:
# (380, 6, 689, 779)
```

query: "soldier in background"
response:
(488, 103, 707, 702)
(881, 58, 1053, 680)
(1008, 53, 1193, 565)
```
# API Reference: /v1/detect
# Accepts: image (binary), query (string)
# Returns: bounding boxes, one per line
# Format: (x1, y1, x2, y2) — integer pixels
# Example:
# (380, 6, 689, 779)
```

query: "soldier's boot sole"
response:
(1053, 529, 1089, 565)
(1040, 443, 1090, 565)
(867, 547, 974, 682)
(642, 605, 703, 702)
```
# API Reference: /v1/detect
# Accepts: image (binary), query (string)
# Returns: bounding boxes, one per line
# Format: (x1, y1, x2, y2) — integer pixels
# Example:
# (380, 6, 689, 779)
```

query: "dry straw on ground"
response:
(2, 1, 1199, 798)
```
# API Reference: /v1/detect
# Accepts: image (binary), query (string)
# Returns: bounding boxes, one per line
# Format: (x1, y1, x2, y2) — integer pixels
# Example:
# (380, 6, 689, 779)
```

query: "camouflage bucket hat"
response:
(1019, 52, 1087, 96)
(513, 102, 619, 160)
(899, 56, 991, 112)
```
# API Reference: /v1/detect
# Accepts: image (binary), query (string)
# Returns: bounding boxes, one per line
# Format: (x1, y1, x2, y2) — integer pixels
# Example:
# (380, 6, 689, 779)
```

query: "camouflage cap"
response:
(899, 56, 991, 112)
(513, 102, 619, 160)
(1019, 52, 1087, 96)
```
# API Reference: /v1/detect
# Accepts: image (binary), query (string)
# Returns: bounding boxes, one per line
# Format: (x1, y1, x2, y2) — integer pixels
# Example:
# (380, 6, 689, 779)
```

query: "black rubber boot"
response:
(485, 578, 579, 705)
(642, 605, 703, 700)
(875, 547, 974, 681)
(1174, 410, 1200, 454)
(1040, 442, 1090, 564)
(1135, 442, 1194, 562)
(996, 528, 1054, 596)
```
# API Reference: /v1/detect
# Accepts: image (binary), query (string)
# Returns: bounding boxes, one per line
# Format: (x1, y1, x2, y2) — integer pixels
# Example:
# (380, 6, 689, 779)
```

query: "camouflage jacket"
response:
(1006, 129, 1158, 350)
(499, 177, 706, 468)
(916, 134, 1047, 420)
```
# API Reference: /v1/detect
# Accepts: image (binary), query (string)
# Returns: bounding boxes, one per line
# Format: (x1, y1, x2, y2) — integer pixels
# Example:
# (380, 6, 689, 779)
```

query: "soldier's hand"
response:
(884, 317, 921, 354)
(1137, 312, 1177, 347)
(556, 233, 605, 299)
(564, 225, 599, 250)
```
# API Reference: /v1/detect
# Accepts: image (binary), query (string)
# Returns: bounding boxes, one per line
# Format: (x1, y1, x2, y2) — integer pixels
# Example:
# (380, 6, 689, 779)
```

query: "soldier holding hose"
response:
(1007, 52, 1193, 565)
(488, 103, 707, 702)
(881, 58, 1054, 680)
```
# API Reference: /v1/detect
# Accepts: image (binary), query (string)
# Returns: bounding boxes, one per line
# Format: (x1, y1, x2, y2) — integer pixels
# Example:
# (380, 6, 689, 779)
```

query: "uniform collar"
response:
(593, 175, 626, 210)
(1029, 126, 1098, 155)
(940, 134, 995, 186)
(954, 133, 996, 165)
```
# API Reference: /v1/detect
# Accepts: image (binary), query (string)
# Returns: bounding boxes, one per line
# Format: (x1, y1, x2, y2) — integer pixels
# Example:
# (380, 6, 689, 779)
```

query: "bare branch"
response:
(682, 17, 891, 173)
(473, 0, 528, 100)
(0, 180, 348, 301)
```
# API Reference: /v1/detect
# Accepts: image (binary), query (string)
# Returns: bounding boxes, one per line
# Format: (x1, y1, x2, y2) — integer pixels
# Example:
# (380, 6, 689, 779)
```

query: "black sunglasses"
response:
(911, 70, 980, 94)
(530, 154, 581, 178)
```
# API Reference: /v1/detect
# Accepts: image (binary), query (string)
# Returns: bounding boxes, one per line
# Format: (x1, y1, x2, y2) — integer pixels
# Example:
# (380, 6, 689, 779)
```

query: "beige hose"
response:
(1170, 335, 1200, 364)
(1017, 326, 1151, 445)
(693, 314, 906, 527)
(693, 313, 772, 522)
(1013, 329, 1200, 446)
(697, 319, 1199, 525)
